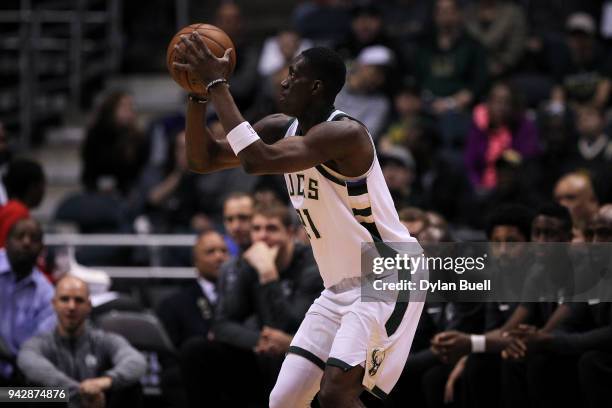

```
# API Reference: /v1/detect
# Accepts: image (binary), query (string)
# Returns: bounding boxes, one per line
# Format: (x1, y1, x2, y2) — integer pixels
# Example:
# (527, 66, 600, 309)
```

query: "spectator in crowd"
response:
(471, 151, 540, 228)
(379, 84, 435, 152)
(554, 171, 600, 241)
(413, 0, 488, 150)
(504, 203, 612, 408)
(464, 82, 540, 191)
(0, 158, 45, 247)
(399, 206, 429, 237)
(81, 91, 149, 196)
(548, 12, 612, 112)
(17, 275, 146, 408)
(180, 204, 321, 407)
(380, 0, 431, 58)
(574, 105, 612, 165)
(214, 1, 260, 110)
(464, 0, 528, 77)
(291, 0, 351, 45)
(571, 105, 612, 203)
(525, 108, 579, 202)
(377, 146, 418, 210)
(222, 192, 255, 256)
(435, 203, 572, 408)
(0, 218, 55, 384)
(258, 29, 313, 79)
(335, 45, 393, 140)
(138, 131, 213, 234)
(156, 230, 229, 349)
(335, 2, 400, 66)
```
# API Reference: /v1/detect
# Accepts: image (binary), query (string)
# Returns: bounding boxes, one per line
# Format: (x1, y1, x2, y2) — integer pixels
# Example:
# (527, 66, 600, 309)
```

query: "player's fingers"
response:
(179, 36, 203, 61)
(174, 43, 200, 67)
(172, 61, 193, 73)
(191, 31, 213, 57)
(222, 48, 233, 61)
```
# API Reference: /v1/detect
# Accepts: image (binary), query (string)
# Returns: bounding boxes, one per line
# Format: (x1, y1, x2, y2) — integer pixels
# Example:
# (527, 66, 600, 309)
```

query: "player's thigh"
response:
(290, 296, 343, 363)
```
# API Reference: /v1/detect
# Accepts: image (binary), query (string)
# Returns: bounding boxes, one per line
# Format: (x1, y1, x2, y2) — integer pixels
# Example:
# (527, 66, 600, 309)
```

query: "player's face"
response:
(193, 232, 229, 281)
(250, 214, 290, 249)
(279, 56, 315, 116)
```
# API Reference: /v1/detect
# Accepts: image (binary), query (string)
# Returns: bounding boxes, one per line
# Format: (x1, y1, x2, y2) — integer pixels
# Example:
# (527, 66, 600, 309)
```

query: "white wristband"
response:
(470, 335, 486, 353)
(226, 121, 260, 155)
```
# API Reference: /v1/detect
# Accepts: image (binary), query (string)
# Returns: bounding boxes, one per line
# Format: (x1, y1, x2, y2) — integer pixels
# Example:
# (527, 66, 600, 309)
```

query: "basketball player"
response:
(174, 35, 425, 407)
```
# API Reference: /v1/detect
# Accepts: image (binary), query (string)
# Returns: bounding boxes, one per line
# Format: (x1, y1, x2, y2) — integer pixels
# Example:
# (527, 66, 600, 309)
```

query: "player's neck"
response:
(297, 104, 335, 134)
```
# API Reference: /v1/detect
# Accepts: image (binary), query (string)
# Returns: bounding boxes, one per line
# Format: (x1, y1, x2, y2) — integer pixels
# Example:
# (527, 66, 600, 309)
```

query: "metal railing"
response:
(0, 0, 122, 149)
(46, 233, 199, 279)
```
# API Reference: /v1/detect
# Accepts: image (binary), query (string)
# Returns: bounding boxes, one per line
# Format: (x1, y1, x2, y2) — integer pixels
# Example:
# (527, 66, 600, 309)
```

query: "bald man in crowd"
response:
(554, 172, 599, 241)
(18, 276, 146, 408)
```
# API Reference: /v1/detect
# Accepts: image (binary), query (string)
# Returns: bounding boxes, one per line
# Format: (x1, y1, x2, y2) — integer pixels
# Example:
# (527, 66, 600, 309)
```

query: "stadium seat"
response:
(96, 310, 175, 355)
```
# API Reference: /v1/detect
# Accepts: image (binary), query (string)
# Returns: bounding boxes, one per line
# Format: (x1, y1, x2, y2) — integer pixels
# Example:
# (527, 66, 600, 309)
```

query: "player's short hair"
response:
(3, 158, 45, 200)
(536, 203, 573, 234)
(301, 47, 347, 99)
(253, 204, 293, 229)
(485, 204, 534, 240)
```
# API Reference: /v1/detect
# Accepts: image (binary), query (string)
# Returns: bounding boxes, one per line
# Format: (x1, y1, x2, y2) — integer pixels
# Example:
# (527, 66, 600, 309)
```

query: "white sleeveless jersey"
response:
(283, 110, 418, 288)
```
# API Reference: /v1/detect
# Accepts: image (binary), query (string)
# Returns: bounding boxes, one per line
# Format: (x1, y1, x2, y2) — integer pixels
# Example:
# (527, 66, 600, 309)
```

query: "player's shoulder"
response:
(312, 115, 369, 141)
(253, 113, 295, 144)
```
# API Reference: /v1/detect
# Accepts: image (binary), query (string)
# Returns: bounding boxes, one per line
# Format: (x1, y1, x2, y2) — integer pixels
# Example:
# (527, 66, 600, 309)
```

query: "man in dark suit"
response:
(156, 230, 229, 348)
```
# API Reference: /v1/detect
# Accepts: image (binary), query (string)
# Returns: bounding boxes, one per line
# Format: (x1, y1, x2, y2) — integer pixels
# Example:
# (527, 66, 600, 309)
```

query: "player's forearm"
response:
(208, 84, 247, 133)
(185, 101, 236, 173)
(207, 85, 273, 173)
(185, 102, 216, 172)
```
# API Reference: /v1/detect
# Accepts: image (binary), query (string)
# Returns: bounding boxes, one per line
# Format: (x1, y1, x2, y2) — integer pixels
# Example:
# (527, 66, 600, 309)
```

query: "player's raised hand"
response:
(173, 31, 233, 86)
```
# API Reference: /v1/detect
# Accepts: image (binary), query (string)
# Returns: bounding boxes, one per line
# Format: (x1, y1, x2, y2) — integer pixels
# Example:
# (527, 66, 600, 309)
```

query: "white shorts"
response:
(288, 275, 426, 399)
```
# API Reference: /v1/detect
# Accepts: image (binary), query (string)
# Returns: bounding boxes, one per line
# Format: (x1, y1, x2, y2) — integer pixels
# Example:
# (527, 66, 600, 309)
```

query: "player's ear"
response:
(311, 80, 323, 96)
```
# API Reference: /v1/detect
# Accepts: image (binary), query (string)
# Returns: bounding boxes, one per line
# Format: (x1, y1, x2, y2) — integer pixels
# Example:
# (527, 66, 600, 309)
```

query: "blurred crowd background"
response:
(0, 0, 612, 407)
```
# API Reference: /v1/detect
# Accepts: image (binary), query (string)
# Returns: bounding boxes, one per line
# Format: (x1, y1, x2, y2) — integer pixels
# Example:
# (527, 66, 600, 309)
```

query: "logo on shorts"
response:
(368, 348, 385, 377)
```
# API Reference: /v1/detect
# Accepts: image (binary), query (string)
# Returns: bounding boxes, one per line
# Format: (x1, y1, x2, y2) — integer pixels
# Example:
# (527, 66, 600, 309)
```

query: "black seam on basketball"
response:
(326, 358, 354, 372)
(287, 346, 325, 370)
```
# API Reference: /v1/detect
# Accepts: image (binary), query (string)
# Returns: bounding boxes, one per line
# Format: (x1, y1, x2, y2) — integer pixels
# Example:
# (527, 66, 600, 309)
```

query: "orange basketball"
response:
(166, 23, 236, 94)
